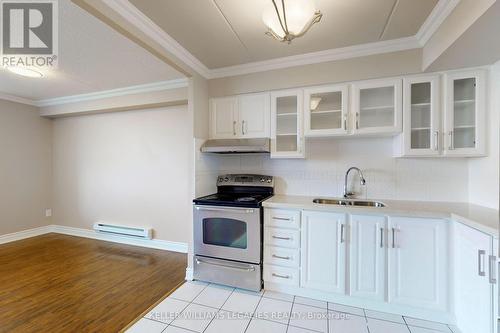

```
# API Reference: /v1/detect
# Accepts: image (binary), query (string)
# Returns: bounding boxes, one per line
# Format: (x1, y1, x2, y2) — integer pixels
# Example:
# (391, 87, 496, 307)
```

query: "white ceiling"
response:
(0, 0, 183, 101)
(129, 0, 439, 69)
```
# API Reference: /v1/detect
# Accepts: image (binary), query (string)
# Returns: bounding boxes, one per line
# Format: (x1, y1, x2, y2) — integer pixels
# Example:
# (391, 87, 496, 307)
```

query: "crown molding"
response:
(416, 0, 461, 46)
(36, 78, 188, 107)
(0, 92, 37, 106)
(208, 36, 420, 79)
(101, 0, 211, 79)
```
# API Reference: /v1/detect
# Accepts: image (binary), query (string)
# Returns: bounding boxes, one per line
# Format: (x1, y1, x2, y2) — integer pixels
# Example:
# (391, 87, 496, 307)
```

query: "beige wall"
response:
(208, 49, 422, 97)
(51, 105, 192, 243)
(0, 99, 52, 235)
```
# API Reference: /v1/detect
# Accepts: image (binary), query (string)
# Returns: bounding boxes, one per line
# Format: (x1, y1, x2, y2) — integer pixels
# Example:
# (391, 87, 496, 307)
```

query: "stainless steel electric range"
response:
(193, 174, 274, 291)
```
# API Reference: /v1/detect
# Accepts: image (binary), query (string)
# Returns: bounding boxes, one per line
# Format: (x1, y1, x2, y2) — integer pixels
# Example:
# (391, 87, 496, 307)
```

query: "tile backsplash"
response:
(195, 137, 469, 202)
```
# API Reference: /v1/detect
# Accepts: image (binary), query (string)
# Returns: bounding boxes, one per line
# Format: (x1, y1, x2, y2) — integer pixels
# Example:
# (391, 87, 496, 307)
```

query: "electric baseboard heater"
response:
(93, 222, 152, 239)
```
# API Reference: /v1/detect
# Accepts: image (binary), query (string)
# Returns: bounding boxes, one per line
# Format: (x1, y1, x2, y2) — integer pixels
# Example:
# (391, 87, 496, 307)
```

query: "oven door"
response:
(194, 205, 261, 264)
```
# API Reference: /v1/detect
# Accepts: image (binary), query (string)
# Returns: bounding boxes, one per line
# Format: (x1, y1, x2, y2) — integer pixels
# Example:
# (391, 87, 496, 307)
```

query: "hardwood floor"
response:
(0, 233, 187, 333)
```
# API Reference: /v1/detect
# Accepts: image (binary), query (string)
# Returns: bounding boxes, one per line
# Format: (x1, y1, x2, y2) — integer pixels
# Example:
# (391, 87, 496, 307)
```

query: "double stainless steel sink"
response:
(313, 198, 386, 208)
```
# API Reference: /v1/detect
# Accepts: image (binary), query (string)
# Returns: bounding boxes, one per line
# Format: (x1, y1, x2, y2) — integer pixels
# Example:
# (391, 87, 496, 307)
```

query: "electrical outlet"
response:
(45, 209, 52, 217)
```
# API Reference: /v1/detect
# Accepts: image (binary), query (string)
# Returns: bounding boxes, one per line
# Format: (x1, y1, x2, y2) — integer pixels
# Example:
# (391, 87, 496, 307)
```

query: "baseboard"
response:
(185, 267, 194, 281)
(0, 226, 52, 245)
(0, 225, 188, 253)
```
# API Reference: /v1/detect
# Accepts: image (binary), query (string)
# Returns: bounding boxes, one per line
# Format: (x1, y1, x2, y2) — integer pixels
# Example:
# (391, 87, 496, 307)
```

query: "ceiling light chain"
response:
(263, 0, 323, 44)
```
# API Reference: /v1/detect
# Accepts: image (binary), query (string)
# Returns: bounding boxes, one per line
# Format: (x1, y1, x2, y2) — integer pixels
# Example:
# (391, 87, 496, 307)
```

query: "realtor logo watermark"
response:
(0, 0, 58, 68)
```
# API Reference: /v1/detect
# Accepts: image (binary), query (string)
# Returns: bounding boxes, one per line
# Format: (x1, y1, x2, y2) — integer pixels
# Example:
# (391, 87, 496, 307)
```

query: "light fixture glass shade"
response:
(262, 0, 321, 43)
(7, 66, 43, 78)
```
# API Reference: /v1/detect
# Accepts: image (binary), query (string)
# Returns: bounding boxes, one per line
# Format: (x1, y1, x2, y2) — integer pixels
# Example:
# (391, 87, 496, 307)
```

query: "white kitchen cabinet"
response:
(388, 217, 448, 311)
(443, 70, 486, 156)
(399, 75, 441, 157)
(350, 214, 387, 302)
(304, 84, 349, 137)
(454, 222, 497, 333)
(209, 93, 270, 139)
(209, 97, 238, 139)
(238, 92, 270, 138)
(270, 89, 305, 158)
(300, 210, 346, 294)
(351, 78, 402, 135)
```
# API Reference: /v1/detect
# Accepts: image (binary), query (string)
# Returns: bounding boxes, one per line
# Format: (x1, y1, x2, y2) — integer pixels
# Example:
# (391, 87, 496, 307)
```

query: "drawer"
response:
(264, 246, 300, 268)
(264, 227, 300, 249)
(265, 208, 301, 229)
(264, 264, 299, 286)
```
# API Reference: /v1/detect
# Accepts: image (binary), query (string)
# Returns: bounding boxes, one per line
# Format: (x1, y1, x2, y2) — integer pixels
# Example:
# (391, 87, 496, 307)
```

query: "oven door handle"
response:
(195, 206, 256, 214)
(195, 258, 256, 271)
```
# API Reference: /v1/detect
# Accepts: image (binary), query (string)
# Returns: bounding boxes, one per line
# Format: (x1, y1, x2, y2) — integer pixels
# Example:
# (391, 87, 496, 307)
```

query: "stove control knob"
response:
(218, 177, 223, 182)
(224, 177, 229, 182)
(260, 178, 265, 182)
(267, 179, 272, 183)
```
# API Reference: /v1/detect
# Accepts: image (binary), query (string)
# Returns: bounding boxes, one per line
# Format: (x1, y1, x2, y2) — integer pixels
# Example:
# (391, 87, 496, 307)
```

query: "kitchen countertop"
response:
(263, 195, 499, 237)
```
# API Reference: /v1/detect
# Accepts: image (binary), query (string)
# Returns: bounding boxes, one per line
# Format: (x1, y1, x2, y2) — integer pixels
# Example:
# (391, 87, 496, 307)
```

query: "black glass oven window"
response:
(202, 218, 247, 249)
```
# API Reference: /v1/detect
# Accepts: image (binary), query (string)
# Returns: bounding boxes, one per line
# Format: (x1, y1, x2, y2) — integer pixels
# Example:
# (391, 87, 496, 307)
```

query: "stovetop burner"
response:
(193, 174, 274, 208)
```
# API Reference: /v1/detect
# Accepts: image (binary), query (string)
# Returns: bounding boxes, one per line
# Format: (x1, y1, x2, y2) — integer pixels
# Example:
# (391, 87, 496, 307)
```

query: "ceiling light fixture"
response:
(6, 66, 44, 78)
(262, 0, 322, 44)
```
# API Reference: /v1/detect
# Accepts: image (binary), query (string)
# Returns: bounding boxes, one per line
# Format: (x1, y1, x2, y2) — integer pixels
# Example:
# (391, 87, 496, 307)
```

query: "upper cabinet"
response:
(400, 75, 441, 156)
(351, 78, 403, 135)
(304, 84, 349, 137)
(270, 89, 305, 158)
(209, 93, 270, 139)
(444, 70, 486, 156)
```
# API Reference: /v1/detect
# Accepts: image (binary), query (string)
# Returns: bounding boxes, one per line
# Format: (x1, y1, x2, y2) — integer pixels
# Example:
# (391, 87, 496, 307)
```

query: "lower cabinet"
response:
(388, 217, 449, 311)
(350, 214, 387, 301)
(454, 222, 498, 333)
(300, 210, 346, 294)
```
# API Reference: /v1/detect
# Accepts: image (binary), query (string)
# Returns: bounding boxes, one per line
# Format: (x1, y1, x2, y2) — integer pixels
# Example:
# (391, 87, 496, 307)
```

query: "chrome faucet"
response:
(343, 167, 366, 198)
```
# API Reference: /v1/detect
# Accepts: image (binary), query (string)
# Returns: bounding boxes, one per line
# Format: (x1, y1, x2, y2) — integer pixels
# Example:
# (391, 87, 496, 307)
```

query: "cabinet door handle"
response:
(380, 228, 384, 248)
(489, 255, 497, 284)
(242, 120, 245, 135)
(272, 216, 292, 222)
(233, 121, 237, 136)
(478, 250, 486, 276)
(340, 224, 345, 243)
(392, 228, 397, 248)
(343, 115, 347, 130)
(448, 131, 454, 150)
(272, 273, 291, 279)
(272, 235, 291, 241)
(434, 131, 439, 151)
(356, 112, 360, 129)
(272, 254, 291, 260)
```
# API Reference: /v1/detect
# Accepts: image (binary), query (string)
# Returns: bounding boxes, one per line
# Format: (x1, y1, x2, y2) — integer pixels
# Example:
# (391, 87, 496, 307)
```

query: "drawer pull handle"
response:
(272, 217, 292, 222)
(272, 273, 290, 279)
(478, 250, 486, 276)
(272, 254, 291, 260)
(489, 255, 497, 284)
(272, 236, 291, 241)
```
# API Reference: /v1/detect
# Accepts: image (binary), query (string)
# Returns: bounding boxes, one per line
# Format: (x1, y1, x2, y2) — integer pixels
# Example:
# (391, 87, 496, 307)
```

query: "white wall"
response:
(51, 106, 192, 243)
(468, 61, 500, 209)
(0, 99, 52, 235)
(197, 137, 470, 202)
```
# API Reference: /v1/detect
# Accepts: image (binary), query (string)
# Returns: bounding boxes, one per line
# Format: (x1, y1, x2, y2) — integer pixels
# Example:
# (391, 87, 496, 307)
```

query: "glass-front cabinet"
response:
(444, 70, 486, 156)
(351, 78, 402, 135)
(402, 75, 440, 156)
(304, 84, 348, 136)
(270, 89, 305, 158)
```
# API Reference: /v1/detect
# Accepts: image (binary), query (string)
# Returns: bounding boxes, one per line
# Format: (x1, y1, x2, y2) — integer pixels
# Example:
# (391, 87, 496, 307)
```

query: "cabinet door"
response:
(270, 89, 305, 158)
(300, 211, 346, 294)
(351, 78, 402, 135)
(388, 217, 448, 311)
(304, 84, 349, 137)
(350, 214, 386, 301)
(454, 222, 495, 333)
(444, 70, 486, 156)
(402, 75, 440, 156)
(238, 92, 270, 138)
(210, 97, 238, 139)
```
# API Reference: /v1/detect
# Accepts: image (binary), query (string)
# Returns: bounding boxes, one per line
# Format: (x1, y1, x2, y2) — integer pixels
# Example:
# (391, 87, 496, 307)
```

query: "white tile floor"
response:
(126, 281, 458, 333)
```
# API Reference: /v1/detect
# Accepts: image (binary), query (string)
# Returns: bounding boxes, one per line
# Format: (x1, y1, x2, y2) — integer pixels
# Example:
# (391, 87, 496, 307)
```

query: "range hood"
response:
(201, 138, 270, 154)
